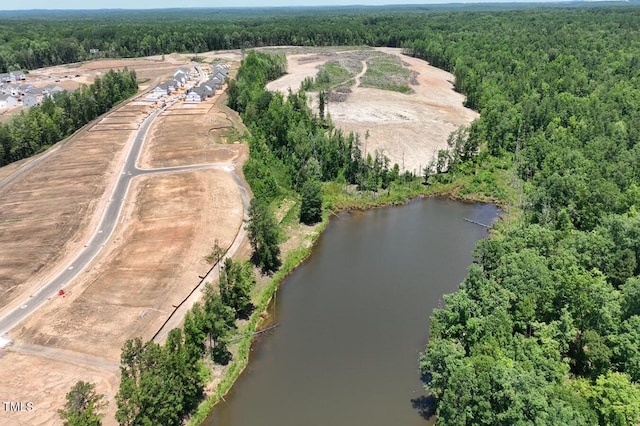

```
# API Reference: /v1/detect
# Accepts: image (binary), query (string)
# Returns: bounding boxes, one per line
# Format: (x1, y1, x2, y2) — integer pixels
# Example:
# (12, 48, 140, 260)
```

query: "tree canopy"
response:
(410, 6, 640, 425)
(58, 381, 106, 426)
(246, 198, 282, 274)
(0, 69, 137, 166)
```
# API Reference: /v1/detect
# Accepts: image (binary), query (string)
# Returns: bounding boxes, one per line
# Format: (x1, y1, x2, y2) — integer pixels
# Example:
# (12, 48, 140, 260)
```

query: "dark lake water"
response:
(205, 197, 499, 426)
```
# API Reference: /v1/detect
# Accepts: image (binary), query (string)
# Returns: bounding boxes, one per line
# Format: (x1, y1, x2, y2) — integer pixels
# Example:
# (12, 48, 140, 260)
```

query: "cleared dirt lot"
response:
(0, 110, 138, 426)
(16, 168, 242, 358)
(0, 59, 246, 425)
(27, 56, 192, 92)
(0, 111, 139, 316)
(266, 47, 478, 175)
(139, 95, 242, 169)
(0, 348, 118, 426)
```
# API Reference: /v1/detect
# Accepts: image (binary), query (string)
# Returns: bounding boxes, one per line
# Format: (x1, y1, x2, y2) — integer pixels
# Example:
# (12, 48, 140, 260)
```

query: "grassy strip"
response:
(324, 169, 510, 213)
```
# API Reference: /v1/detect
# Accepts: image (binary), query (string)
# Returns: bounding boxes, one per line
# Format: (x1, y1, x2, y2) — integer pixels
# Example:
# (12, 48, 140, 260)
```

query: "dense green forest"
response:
(0, 4, 628, 72)
(403, 8, 640, 426)
(0, 69, 137, 166)
(34, 4, 640, 424)
(226, 7, 640, 425)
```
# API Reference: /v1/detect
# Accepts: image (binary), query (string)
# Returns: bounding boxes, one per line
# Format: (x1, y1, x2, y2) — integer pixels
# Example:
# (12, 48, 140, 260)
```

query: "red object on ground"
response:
(58, 290, 65, 296)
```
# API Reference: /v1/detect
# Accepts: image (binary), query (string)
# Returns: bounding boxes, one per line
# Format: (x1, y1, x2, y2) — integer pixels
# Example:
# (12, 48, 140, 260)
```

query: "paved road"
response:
(0, 100, 248, 338)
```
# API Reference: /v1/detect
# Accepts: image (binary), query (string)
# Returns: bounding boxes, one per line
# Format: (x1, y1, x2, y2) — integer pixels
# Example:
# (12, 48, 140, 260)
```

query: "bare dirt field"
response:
(265, 52, 331, 94)
(139, 94, 242, 169)
(16, 168, 242, 358)
(0, 348, 118, 426)
(266, 47, 478, 175)
(5, 166, 242, 425)
(0, 110, 139, 426)
(0, 112, 138, 316)
(0, 57, 246, 425)
(27, 56, 192, 92)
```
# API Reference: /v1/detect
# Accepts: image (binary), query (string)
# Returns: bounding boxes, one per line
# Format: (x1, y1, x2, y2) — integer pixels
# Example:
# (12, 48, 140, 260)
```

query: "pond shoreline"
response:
(188, 190, 500, 426)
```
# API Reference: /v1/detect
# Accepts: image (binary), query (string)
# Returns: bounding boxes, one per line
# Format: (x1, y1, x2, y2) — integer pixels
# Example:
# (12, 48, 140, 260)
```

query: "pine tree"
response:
(300, 178, 323, 225)
(58, 381, 106, 426)
(246, 198, 281, 273)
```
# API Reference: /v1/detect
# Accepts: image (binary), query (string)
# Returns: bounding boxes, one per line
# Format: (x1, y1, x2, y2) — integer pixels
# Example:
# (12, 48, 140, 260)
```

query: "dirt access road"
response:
(266, 47, 478, 175)
(0, 54, 249, 425)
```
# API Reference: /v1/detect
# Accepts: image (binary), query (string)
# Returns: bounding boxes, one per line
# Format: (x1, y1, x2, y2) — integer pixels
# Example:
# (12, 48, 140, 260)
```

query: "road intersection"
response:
(0, 98, 250, 343)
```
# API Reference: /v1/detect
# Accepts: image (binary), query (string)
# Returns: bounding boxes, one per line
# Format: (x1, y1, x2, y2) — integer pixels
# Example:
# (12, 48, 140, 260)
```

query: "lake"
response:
(205, 197, 499, 426)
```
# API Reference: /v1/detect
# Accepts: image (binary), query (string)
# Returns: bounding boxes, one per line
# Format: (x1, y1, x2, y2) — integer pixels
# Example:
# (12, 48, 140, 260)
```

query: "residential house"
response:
(2, 84, 19, 97)
(210, 77, 222, 90)
(43, 85, 64, 98)
(22, 94, 40, 108)
(17, 84, 36, 95)
(0, 95, 18, 108)
(153, 83, 169, 97)
(167, 80, 180, 93)
(213, 64, 228, 77)
(9, 70, 26, 81)
(0, 73, 10, 83)
(174, 67, 189, 84)
(185, 91, 202, 103)
(28, 87, 45, 100)
(200, 83, 215, 97)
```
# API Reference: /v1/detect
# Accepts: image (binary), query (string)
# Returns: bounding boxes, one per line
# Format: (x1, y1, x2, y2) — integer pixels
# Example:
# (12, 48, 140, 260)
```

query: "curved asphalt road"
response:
(0, 102, 248, 338)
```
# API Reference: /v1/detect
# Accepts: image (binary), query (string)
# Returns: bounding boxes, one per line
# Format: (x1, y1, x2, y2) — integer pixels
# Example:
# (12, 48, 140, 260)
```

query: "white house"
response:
(153, 83, 169, 97)
(0, 95, 18, 108)
(2, 84, 19, 97)
(185, 91, 202, 103)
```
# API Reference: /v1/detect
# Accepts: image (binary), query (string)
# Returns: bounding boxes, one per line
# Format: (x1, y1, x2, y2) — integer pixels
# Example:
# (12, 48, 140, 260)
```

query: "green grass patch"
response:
(225, 127, 245, 144)
(310, 60, 358, 91)
(360, 53, 412, 94)
(279, 198, 301, 226)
